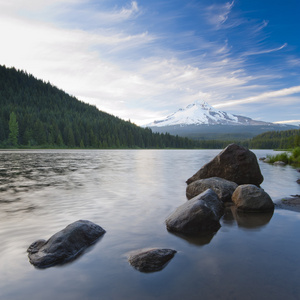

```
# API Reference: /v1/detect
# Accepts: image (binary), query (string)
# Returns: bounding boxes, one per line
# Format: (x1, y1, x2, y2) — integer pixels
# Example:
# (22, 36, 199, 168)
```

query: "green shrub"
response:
(267, 147, 300, 165)
(291, 147, 300, 164)
(266, 152, 290, 164)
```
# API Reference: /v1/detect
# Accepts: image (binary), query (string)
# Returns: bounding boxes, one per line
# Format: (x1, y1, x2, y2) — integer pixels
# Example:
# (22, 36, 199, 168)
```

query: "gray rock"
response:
(27, 220, 106, 268)
(273, 161, 286, 166)
(232, 185, 274, 212)
(166, 189, 224, 235)
(186, 144, 263, 186)
(128, 248, 176, 273)
(263, 158, 271, 163)
(186, 177, 238, 202)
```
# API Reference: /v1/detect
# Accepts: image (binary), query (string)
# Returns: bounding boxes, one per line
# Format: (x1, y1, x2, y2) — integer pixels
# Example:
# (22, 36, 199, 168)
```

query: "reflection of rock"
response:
(186, 177, 237, 202)
(166, 189, 224, 235)
(186, 144, 263, 186)
(128, 248, 176, 273)
(168, 230, 218, 246)
(229, 206, 274, 229)
(221, 203, 236, 226)
(232, 184, 274, 212)
(27, 220, 106, 268)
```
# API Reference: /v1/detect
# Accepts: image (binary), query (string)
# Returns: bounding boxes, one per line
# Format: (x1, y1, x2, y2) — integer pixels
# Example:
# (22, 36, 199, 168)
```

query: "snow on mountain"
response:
(145, 100, 270, 127)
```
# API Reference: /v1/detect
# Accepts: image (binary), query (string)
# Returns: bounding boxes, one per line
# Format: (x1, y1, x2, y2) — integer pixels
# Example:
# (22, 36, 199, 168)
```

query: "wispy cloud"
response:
(205, 1, 235, 29)
(242, 43, 288, 56)
(274, 119, 300, 124)
(214, 85, 300, 108)
(81, 1, 140, 24)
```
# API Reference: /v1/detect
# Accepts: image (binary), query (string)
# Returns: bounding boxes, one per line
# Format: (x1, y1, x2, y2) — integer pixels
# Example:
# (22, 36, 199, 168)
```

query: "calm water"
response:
(0, 149, 299, 300)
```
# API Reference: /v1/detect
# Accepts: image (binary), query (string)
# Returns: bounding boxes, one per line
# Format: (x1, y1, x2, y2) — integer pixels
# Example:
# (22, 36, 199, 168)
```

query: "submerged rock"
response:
(128, 248, 176, 273)
(27, 220, 106, 268)
(186, 177, 238, 202)
(232, 185, 274, 212)
(274, 195, 300, 212)
(166, 189, 224, 235)
(186, 144, 263, 186)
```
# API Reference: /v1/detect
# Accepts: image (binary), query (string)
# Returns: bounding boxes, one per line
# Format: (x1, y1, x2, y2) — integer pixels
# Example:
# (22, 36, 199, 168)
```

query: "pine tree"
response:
(8, 112, 19, 146)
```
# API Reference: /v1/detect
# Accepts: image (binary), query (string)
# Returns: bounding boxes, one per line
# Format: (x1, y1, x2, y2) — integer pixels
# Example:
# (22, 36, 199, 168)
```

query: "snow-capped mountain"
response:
(145, 100, 270, 127)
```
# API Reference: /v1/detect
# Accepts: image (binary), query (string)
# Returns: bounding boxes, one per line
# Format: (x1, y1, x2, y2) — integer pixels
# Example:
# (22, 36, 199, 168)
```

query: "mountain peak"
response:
(145, 100, 272, 127)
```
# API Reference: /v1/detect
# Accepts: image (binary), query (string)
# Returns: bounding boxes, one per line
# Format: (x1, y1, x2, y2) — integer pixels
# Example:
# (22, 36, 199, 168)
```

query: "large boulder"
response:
(186, 144, 263, 186)
(186, 177, 238, 202)
(166, 189, 224, 235)
(232, 185, 274, 212)
(128, 248, 176, 273)
(27, 220, 106, 268)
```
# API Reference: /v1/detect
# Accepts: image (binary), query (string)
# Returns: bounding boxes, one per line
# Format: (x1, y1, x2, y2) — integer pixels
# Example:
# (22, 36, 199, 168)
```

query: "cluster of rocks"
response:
(166, 144, 274, 236)
(27, 144, 277, 272)
(27, 220, 176, 272)
(260, 156, 287, 166)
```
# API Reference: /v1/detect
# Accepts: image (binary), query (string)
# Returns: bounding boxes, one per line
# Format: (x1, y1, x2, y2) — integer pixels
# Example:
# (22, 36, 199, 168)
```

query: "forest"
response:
(0, 65, 299, 150)
(0, 65, 201, 149)
(247, 129, 300, 149)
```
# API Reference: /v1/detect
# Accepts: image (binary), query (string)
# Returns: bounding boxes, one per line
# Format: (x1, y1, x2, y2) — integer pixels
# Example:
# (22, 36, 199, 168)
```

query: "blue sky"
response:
(0, 0, 299, 125)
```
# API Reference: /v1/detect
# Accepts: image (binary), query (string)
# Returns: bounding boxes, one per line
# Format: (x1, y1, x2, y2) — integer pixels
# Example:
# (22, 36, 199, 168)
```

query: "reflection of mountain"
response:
(222, 206, 274, 229)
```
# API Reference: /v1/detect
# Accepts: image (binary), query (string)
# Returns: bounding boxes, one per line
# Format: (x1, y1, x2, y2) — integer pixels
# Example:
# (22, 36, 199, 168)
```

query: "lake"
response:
(0, 149, 300, 300)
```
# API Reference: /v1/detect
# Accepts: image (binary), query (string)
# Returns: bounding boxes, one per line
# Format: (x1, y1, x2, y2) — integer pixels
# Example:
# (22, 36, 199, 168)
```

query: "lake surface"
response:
(0, 149, 299, 300)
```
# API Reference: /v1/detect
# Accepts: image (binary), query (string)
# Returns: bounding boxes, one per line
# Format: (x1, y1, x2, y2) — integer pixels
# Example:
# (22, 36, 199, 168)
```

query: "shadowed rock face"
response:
(27, 220, 106, 268)
(166, 189, 224, 235)
(232, 185, 274, 212)
(128, 248, 176, 273)
(186, 144, 263, 186)
(186, 177, 238, 202)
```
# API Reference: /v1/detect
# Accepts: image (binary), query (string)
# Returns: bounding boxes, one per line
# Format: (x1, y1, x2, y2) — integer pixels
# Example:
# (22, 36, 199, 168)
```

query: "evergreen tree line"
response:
(0, 65, 201, 149)
(247, 129, 300, 149)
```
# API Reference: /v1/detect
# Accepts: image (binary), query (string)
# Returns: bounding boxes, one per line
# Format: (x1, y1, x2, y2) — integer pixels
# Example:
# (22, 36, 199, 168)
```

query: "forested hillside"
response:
(0, 65, 200, 149)
(248, 129, 300, 149)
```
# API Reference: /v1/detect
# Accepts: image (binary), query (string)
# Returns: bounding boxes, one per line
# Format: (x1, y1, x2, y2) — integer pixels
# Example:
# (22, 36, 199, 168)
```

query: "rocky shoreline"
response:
(274, 195, 300, 212)
(27, 144, 299, 272)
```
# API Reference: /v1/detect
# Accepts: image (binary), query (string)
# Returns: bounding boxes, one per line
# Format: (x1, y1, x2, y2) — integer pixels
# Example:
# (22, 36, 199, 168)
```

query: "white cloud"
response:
(214, 86, 300, 109)
(206, 1, 235, 29)
(274, 120, 300, 124)
(242, 43, 287, 57)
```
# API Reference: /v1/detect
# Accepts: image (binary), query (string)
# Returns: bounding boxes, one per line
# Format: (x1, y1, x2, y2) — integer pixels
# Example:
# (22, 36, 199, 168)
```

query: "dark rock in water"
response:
(166, 189, 224, 235)
(186, 144, 263, 186)
(232, 185, 274, 212)
(297, 179, 300, 184)
(186, 177, 238, 202)
(128, 248, 176, 273)
(27, 220, 106, 268)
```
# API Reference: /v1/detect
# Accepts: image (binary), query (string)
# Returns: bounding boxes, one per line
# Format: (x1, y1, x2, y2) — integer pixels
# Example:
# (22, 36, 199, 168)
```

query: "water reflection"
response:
(0, 149, 300, 300)
(222, 206, 274, 230)
(168, 230, 218, 246)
